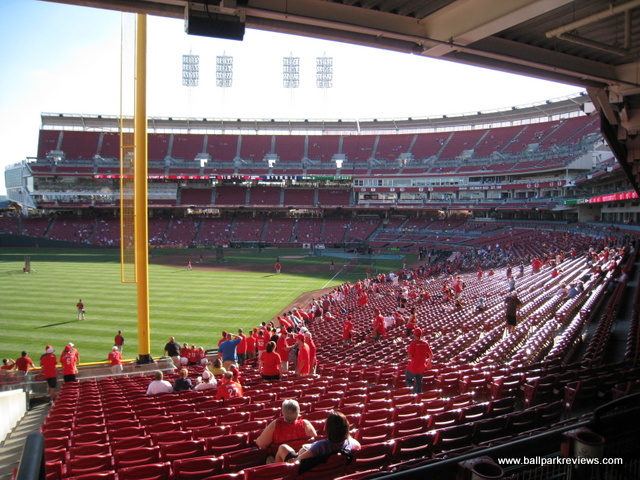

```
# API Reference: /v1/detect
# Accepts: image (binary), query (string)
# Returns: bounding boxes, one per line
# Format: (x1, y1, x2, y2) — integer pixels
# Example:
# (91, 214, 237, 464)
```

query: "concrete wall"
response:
(0, 390, 27, 444)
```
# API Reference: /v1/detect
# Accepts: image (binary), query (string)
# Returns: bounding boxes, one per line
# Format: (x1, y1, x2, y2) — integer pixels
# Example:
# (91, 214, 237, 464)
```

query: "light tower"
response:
(182, 54, 200, 87)
(283, 55, 300, 89)
(283, 54, 300, 117)
(216, 54, 234, 87)
(316, 54, 333, 89)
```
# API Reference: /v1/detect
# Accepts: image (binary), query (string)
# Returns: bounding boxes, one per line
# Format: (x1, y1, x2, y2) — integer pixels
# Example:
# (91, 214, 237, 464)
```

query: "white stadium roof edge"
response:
(41, 92, 591, 134)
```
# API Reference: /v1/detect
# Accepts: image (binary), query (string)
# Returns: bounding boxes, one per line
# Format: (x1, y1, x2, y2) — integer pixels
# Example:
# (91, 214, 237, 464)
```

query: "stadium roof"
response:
(41, 93, 590, 133)
(39, 0, 640, 192)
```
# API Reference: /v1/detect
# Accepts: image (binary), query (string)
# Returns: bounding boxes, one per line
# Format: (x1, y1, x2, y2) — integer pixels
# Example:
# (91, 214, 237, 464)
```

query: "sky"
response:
(0, 0, 585, 195)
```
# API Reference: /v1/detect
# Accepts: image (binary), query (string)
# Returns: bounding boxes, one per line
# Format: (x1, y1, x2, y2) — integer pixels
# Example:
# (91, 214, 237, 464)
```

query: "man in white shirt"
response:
(146, 370, 173, 395)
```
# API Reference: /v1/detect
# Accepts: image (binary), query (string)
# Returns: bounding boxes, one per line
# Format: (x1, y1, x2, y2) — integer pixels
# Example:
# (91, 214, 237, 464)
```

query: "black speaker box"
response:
(186, 10, 245, 41)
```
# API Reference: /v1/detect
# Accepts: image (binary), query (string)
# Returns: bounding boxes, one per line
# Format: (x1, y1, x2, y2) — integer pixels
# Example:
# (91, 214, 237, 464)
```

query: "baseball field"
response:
(0, 247, 408, 364)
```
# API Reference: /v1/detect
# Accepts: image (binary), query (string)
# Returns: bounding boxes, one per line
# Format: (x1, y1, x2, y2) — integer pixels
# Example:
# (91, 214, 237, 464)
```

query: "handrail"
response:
(15, 433, 45, 480)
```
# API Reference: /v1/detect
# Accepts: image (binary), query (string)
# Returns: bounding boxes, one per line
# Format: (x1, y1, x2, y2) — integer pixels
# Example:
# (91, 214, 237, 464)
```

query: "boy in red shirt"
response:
(216, 371, 244, 400)
(60, 345, 78, 382)
(40, 347, 58, 402)
(405, 328, 432, 394)
(108, 346, 123, 374)
(343, 315, 355, 344)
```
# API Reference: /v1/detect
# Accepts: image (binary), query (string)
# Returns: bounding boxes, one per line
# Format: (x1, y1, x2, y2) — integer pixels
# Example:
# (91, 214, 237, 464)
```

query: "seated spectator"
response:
(194, 369, 217, 391)
(188, 344, 199, 365)
(216, 371, 244, 400)
(229, 364, 242, 383)
(207, 357, 227, 376)
(197, 347, 208, 366)
(173, 368, 193, 392)
(180, 343, 190, 363)
(279, 411, 360, 469)
(146, 370, 173, 395)
(256, 399, 317, 461)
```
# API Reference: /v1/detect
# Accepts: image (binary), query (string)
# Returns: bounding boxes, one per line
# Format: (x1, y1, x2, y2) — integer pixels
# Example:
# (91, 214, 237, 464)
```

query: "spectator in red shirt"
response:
(216, 371, 244, 400)
(196, 347, 207, 365)
(343, 316, 355, 344)
(108, 346, 123, 375)
(255, 399, 317, 461)
(40, 347, 58, 402)
(60, 345, 78, 382)
(180, 343, 190, 363)
(304, 332, 317, 375)
(405, 328, 432, 394)
(246, 331, 256, 360)
(236, 328, 247, 366)
(15, 351, 35, 372)
(256, 330, 268, 359)
(188, 344, 199, 366)
(1, 358, 15, 371)
(372, 308, 386, 342)
(260, 341, 282, 381)
(296, 335, 310, 376)
(114, 330, 125, 353)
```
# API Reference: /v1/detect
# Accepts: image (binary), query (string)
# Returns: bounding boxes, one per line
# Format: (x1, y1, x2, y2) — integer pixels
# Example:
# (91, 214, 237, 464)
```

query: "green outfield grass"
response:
(0, 247, 409, 364)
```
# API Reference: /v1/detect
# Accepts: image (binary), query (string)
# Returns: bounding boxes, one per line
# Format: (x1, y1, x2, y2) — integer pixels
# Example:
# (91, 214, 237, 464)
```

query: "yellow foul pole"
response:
(135, 14, 152, 363)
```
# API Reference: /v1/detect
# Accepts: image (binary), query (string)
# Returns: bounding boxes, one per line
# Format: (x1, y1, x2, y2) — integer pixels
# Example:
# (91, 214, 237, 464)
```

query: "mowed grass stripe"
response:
(0, 249, 345, 363)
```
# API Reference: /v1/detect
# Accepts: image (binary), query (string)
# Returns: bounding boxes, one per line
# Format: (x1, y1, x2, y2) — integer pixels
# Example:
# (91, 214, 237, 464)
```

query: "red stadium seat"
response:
(71, 432, 109, 446)
(221, 447, 269, 473)
(66, 455, 113, 477)
(65, 471, 117, 480)
(111, 436, 153, 450)
(109, 426, 147, 440)
(69, 443, 112, 459)
(113, 446, 161, 469)
(354, 424, 394, 445)
(205, 434, 248, 456)
(151, 430, 193, 445)
(192, 425, 230, 441)
(173, 456, 224, 480)
(242, 462, 298, 480)
(159, 440, 206, 462)
(117, 462, 172, 480)
(298, 453, 349, 480)
(346, 441, 393, 473)
(391, 432, 436, 462)
(229, 420, 267, 436)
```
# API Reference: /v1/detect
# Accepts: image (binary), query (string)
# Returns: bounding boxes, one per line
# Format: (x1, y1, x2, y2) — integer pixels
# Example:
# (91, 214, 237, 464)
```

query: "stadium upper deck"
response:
(5, 94, 615, 219)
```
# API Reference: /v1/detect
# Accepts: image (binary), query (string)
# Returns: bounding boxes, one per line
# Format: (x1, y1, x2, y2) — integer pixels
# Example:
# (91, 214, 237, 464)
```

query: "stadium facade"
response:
(3, 93, 640, 249)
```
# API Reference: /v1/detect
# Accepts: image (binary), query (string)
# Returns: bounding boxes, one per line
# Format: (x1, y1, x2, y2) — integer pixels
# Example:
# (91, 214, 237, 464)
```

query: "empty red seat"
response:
(66, 455, 113, 477)
(173, 456, 224, 480)
(221, 447, 268, 473)
(205, 434, 248, 456)
(391, 432, 436, 462)
(113, 446, 161, 469)
(65, 471, 117, 480)
(354, 424, 394, 445)
(117, 462, 172, 480)
(242, 462, 298, 480)
(159, 440, 206, 462)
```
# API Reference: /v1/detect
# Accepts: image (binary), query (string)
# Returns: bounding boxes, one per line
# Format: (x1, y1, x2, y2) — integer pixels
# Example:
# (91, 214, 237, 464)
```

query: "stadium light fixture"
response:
(182, 54, 200, 87)
(316, 55, 333, 89)
(283, 55, 300, 89)
(216, 54, 234, 88)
